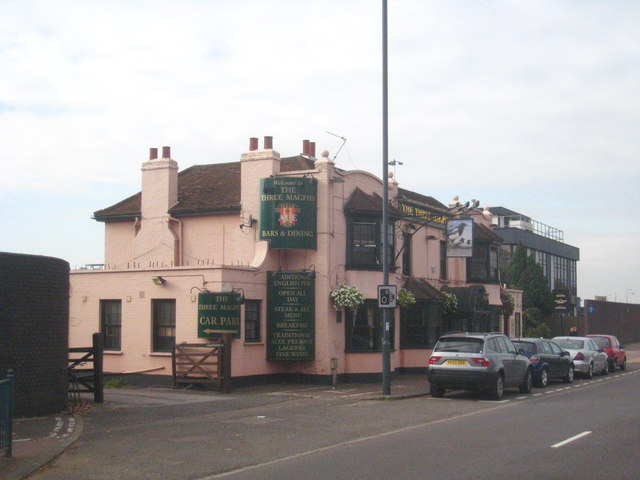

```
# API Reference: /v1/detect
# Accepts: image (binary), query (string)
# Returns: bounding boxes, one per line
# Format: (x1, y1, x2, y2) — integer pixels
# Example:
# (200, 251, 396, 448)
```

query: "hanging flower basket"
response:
(398, 288, 416, 308)
(330, 284, 364, 311)
(501, 289, 515, 318)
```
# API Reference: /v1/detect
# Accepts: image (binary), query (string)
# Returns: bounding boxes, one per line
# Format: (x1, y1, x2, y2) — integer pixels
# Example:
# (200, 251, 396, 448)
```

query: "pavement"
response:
(2, 342, 639, 480)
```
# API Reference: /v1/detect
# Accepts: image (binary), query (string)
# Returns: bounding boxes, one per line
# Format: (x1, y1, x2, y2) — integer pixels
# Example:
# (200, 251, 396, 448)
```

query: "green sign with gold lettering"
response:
(259, 177, 317, 249)
(197, 292, 242, 338)
(267, 271, 315, 361)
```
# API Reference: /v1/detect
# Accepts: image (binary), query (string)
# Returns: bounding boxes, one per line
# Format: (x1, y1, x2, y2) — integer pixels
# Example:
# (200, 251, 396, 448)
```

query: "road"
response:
(29, 370, 639, 480)
(200, 371, 640, 480)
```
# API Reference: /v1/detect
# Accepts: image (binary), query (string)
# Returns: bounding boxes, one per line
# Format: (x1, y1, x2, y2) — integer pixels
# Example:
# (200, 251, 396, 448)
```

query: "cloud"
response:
(0, 0, 639, 301)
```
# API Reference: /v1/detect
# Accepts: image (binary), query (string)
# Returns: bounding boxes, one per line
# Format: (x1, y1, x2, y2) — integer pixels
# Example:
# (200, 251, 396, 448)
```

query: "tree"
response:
(507, 243, 554, 332)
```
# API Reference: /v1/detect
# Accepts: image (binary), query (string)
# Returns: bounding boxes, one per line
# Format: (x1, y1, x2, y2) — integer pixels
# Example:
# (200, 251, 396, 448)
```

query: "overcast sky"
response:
(1, 0, 638, 303)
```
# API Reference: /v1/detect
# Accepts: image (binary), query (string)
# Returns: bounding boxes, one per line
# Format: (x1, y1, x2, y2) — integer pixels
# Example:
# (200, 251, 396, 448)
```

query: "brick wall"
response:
(583, 300, 640, 344)
(0, 252, 69, 417)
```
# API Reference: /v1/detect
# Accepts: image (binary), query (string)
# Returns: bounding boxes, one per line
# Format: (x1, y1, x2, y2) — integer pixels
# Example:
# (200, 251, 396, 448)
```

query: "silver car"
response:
(552, 336, 608, 378)
(428, 332, 532, 400)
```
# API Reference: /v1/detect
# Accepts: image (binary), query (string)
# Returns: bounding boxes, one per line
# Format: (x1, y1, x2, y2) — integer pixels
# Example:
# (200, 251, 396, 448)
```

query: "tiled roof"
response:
(344, 188, 403, 217)
(398, 188, 448, 212)
(403, 277, 446, 301)
(93, 156, 317, 222)
(474, 222, 503, 243)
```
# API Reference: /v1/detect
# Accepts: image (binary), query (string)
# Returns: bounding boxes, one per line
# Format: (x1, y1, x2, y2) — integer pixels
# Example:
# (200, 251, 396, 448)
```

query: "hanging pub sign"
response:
(197, 292, 242, 338)
(259, 177, 317, 250)
(398, 201, 448, 226)
(267, 271, 315, 361)
(446, 219, 473, 257)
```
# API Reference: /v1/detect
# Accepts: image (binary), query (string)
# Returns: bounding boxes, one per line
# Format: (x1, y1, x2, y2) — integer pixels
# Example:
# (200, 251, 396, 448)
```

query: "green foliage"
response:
(507, 243, 529, 286)
(507, 243, 554, 317)
(524, 322, 552, 339)
(106, 378, 124, 389)
(443, 292, 458, 314)
(398, 288, 417, 308)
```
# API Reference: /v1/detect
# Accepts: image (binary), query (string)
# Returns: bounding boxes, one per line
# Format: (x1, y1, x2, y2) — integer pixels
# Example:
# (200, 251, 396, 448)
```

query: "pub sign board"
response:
(446, 219, 473, 257)
(259, 177, 317, 250)
(553, 290, 570, 313)
(267, 271, 315, 361)
(197, 292, 242, 338)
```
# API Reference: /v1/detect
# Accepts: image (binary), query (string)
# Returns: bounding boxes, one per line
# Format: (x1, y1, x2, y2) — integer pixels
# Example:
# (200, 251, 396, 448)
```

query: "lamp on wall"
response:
(152, 276, 165, 286)
(239, 214, 257, 231)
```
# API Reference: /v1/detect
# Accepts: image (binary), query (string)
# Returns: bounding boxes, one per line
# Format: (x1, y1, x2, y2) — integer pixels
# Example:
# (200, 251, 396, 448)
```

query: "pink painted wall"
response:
(70, 141, 508, 381)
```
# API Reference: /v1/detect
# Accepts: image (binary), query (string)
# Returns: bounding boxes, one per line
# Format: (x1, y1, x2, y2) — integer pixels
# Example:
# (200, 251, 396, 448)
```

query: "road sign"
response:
(377, 285, 397, 308)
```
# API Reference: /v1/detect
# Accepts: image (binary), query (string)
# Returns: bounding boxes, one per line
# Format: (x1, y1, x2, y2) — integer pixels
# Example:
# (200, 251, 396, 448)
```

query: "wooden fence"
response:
(68, 333, 104, 403)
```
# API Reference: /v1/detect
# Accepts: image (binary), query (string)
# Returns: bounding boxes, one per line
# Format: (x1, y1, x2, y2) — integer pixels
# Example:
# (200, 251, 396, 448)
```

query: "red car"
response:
(586, 334, 626, 372)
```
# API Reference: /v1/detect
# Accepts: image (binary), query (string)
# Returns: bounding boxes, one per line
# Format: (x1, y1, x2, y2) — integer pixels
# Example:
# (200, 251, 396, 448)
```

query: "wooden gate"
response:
(172, 335, 231, 393)
(68, 332, 104, 403)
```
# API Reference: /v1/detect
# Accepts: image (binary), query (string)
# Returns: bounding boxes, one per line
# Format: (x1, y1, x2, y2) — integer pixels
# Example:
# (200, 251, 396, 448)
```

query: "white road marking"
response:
(551, 431, 592, 448)
(342, 391, 379, 398)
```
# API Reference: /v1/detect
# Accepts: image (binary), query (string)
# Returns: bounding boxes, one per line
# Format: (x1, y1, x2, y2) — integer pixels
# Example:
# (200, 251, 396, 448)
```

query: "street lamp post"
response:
(381, 0, 391, 396)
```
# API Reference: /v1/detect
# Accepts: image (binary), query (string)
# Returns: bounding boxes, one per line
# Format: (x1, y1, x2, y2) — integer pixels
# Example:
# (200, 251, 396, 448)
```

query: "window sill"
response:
(149, 352, 172, 357)
(104, 350, 123, 355)
(244, 341, 264, 346)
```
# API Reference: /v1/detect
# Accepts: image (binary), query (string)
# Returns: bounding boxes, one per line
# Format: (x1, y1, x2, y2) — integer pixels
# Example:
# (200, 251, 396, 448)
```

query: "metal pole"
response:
(381, 0, 391, 396)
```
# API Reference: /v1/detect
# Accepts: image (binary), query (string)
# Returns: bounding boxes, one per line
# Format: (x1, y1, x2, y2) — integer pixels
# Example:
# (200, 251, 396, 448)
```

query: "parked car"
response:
(586, 334, 626, 372)
(428, 332, 532, 400)
(552, 336, 608, 378)
(511, 338, 574, 386)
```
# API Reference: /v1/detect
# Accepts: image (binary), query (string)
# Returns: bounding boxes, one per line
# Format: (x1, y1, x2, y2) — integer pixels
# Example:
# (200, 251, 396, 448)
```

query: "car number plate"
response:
(445, 360, 467, 366)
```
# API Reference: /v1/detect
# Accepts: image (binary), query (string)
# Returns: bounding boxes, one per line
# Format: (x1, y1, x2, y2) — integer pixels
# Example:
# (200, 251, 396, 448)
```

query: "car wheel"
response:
(489, 374, 505, 400)
(535, 368, 549, 388)
(585, 362, 593, 379)
(608, 359, 616, 373)
(519, 369, 533, 393)
(563, 365, 574, 383)
(600, 360, 608, 375)
(430, 383, 446, 398)
(620, 358, 626, 370)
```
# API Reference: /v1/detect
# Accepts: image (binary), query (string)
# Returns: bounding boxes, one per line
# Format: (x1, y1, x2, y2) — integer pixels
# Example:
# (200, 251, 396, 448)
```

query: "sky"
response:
(1, 0, 639, 304)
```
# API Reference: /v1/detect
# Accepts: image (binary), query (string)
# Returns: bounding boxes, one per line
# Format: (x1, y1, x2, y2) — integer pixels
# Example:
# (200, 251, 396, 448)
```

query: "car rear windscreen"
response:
(434, 337, 483, 353)
(590, 336, 611, 348)
(554, 339, 584, 350)
(512, 341, 535, 355)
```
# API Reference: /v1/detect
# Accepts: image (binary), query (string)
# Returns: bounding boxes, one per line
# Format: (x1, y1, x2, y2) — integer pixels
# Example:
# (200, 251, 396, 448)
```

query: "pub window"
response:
(152, 299, 176, 352)
(400, 306, 427, 348)
(344, 300, 394, 352)
(347, 216, 395, 271)
(467, 243, 498, 283)
(244, 300, 261, 343)
(402, 232, 412, 275)
(440, 241, 447, 280)
(100, 299, 121, 350)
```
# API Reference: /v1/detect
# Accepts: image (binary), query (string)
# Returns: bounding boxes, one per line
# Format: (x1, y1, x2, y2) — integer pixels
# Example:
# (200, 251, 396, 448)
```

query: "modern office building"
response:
(490, 207, 580, 313)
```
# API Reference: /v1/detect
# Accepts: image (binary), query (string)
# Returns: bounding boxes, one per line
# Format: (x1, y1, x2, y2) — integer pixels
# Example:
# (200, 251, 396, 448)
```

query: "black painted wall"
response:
(0, 252, 69, 417)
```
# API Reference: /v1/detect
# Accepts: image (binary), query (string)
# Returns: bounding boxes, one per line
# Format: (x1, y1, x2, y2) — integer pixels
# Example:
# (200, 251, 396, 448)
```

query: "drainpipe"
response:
(169, 216, 183, 266)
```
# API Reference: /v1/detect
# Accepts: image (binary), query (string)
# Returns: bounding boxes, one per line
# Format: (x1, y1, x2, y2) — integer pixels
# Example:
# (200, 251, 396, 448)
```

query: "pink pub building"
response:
(69, 137, 522, 386)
